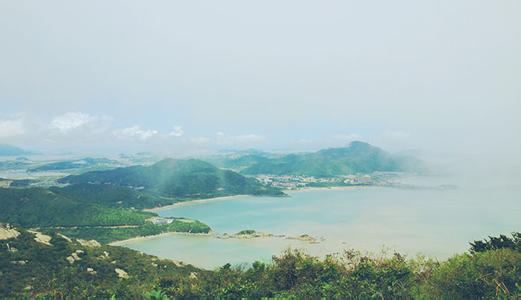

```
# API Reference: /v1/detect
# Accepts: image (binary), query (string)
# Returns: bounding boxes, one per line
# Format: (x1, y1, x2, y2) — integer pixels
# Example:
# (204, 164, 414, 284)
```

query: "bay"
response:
(119, 176, 521, 269)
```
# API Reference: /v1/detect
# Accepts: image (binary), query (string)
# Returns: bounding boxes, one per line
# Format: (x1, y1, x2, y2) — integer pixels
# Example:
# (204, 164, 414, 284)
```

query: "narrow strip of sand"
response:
(109, 231, 213, 246)
(289, 185, 369, 193)
(144, 194, 250, 212)
(145, 186, 371, 212)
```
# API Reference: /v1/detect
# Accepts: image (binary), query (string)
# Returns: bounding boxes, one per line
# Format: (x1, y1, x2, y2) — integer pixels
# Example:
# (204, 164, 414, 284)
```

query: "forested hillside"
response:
(59, 158, 284, 198)
(1, 226, 520, 299)
(0, 187, 211, 243)
(241, 141, 422, 176)
(0, 188, 150, 227)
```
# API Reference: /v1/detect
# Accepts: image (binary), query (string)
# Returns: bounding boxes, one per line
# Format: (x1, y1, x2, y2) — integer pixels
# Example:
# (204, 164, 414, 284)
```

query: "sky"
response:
(0, 1, 520, 165)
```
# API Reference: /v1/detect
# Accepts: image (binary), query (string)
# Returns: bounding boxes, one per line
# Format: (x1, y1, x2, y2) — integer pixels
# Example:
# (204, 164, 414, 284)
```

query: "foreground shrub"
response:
(426, 248, 521, 299)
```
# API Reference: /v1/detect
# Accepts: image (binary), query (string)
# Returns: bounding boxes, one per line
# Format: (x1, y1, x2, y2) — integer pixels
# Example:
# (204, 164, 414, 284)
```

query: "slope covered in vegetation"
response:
(0, 187, 211, 243)
(0, 188, 151, 227)
(241, 141, 422, 176)
(59, 159, 284, 198)
(51, 220, 211, 244)
(1, 228, 520, 299)
(49, 183, 173, 209)
(0, 227, 202, 299)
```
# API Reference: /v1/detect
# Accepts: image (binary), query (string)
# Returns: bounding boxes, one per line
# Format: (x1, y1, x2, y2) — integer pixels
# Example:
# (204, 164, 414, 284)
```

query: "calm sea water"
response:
(120, 176, 521, 269)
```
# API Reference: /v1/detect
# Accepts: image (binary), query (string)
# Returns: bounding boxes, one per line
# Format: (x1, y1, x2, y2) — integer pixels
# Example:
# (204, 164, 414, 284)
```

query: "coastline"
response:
(145, 185, 373, 213)
(114, 187, 350, 247)
(108, 231, 213, 246)
(289, 185, 370, 193)
(144, 195, 249, 212)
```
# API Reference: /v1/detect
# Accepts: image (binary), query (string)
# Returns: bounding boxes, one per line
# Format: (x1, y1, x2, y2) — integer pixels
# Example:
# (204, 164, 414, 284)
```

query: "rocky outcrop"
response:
(77, 239, 101, 248)
(66, 250, 84, 264)
(115, 268, 129, 279)
(27, 230, 52, 246)
(0, 224, 20, 240)
(286, 234, 319, 244)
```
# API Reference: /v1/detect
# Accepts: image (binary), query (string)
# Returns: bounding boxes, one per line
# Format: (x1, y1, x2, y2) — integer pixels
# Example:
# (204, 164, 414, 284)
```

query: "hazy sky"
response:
(0, 1, 520, 162)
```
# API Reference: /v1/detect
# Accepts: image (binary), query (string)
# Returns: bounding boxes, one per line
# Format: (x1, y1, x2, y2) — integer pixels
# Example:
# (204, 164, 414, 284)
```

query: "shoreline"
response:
(117, 187, 371, 245)
(145, 185, 374, 212)
(108, 231, 213, 246)
(289, 185, 370, 193)
(144, 195, 249, 212)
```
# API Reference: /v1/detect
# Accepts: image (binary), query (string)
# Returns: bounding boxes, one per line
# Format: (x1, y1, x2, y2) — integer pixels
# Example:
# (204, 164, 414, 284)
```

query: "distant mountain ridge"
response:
(59, 158, 284, 198)
(29, 157, 118, 172)
(0, 144, 31, 156)
(240, 141, 422, 176)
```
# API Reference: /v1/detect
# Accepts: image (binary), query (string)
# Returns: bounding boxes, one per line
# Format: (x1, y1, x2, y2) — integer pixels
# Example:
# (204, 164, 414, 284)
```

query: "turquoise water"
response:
(120, 178, 521, 269)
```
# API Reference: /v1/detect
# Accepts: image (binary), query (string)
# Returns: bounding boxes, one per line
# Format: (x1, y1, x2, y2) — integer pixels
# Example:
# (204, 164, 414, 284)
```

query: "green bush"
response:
(426, 249, 521, 298)
(2, 227, 521, 299)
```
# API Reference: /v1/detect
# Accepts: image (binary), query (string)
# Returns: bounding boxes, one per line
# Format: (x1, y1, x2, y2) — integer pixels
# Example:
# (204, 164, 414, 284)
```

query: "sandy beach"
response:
(145, 186, 371, 212)
(108, 231, 213, 246)
(144, 195, 250, 212)
(290, 185, 369, 193)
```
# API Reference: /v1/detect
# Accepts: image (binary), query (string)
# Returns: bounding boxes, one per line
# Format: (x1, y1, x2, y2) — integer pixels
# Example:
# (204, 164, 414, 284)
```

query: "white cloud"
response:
(0, 118, 25, 138)
(49, 112, 112, 135)
(169, 126, 184, 137)
(113, 126, 158, 141)
(50, 112, 95, 133)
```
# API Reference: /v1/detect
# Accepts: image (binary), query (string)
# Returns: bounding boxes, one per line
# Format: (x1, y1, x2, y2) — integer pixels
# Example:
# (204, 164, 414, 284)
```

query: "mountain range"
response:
(0, 144, 31, 156)
(239, 141, 423, 176)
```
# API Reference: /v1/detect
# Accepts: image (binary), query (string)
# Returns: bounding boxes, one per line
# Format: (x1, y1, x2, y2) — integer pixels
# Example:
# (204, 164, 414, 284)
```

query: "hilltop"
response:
(59, 158, 284, 199)
(241, 141, 423, 176)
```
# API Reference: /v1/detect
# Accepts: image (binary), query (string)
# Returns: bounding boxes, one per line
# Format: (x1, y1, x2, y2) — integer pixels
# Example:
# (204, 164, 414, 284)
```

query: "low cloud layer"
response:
(0, 118, 25, 138)
(50, 112, 96, 133)
(113, 126, 159, 141)
(0, 112, 270, 155)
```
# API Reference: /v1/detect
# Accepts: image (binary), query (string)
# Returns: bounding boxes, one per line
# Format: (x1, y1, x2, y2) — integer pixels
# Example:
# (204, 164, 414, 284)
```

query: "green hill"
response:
(214, 154, 271, 170)
(0, 187, 211, 243)
(49, 183, 172, 209)
(202, 149, 278, 170)
(0, 188, 152, 228)
(59, 159, 284, 198)
(241, 141, 423, 176)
